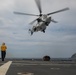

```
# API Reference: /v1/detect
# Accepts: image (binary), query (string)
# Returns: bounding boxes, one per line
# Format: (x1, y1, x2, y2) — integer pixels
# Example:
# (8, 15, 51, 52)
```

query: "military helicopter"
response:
(14, 0, 69, 35)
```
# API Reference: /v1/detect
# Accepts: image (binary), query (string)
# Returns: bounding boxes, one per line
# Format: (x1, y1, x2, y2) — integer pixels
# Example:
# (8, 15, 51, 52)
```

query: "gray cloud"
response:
(0, 0, 76, 58)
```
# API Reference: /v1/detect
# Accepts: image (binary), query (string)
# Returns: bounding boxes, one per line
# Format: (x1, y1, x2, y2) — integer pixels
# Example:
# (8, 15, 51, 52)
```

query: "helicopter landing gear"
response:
(31, 31, 33, 35)
(45, 22, 49, 26)
(33, 27, 36, 31)
(29, 29, 33, 35)
(42, 30, 45, 33)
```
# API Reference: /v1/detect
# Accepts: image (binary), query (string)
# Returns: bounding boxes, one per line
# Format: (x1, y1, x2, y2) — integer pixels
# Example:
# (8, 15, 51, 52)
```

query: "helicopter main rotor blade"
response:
(47, 7, 69, 15)
(14, 12, 39, 16)
(29, 19, 37, 25)
(35, 0, 42, 14)
(51, 19, 58, 23)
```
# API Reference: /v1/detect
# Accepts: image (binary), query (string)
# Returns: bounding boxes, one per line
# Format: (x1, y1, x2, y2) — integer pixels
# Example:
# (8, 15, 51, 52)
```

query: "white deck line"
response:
(0, 61, 12, 75)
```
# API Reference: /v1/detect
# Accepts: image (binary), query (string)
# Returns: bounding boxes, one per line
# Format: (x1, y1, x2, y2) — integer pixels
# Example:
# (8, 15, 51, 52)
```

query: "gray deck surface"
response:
(0, 60, 76, 75)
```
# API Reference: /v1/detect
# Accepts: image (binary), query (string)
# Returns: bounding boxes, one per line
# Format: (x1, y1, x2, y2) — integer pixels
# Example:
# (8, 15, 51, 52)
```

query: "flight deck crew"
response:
(1, 43, 7, 61)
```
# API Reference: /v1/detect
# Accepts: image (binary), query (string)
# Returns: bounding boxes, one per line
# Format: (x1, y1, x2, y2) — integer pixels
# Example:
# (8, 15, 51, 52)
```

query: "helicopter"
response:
(14, 0, 69, 35)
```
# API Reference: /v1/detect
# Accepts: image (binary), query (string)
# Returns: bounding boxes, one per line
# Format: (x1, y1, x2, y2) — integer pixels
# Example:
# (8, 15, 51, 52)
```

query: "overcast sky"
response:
(0, 0, 76, 58)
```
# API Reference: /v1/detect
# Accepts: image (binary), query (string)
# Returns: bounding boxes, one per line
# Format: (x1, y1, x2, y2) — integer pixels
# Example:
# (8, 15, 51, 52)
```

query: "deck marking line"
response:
(0, 61, 12, 75)
(17, 72, 34, 75)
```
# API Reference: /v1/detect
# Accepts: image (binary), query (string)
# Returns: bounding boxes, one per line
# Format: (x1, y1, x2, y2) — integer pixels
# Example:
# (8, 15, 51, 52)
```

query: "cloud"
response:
(0, 0, 15, 11)
(0, 0, 76, 58)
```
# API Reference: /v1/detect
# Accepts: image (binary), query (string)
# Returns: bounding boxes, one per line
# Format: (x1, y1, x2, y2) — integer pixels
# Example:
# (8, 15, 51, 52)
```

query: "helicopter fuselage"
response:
(29, 16, 51, 35)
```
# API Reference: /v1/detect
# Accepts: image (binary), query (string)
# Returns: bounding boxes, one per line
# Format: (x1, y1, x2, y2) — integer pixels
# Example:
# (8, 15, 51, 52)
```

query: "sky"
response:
(0, 0, 76, 58)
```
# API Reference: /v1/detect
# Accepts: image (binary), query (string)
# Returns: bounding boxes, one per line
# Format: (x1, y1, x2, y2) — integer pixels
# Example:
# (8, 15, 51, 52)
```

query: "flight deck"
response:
(0, 59, 76, 75)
